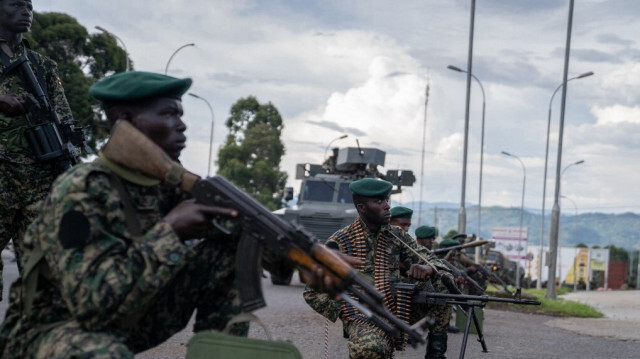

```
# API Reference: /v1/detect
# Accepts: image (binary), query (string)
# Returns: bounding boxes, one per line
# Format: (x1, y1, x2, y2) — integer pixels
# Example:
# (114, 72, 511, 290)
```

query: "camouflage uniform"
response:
(0, 39, 75, 292)
(0, 158, 245, 358)
(443, 251, 487, 295)
(303, 218, 454, 358)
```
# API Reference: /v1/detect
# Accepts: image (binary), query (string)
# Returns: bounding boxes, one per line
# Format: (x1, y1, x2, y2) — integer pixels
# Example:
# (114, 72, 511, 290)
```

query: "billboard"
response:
(491, 226, 528, 260)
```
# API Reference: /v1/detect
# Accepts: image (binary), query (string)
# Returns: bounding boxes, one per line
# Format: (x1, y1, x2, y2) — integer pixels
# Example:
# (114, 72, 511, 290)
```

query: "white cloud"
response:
(592, 104, 640, 125)
(35, 0, 640, 214)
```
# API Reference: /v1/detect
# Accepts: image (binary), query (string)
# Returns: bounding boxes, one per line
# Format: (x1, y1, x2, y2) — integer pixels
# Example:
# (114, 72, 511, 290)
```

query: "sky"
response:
(38, 0, 640, 215)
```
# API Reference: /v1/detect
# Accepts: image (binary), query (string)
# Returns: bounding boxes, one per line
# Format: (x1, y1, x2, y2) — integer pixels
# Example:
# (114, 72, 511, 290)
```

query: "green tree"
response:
(605, 244, 629, 261)
(217, 96, 288, 210)
(25, 12, 129, 152)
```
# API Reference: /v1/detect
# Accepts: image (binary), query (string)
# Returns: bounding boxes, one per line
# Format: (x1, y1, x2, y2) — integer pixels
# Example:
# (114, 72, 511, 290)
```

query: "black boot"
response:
(425, 332, 448, 359)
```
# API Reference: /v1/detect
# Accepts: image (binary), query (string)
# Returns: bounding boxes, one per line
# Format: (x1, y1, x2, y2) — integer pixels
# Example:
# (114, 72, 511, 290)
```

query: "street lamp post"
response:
(561, 195, 578, 291)
(547, 0, 577, 299)
(95, 26, 129, 71)
(324, 134, 349, 162)
(165, 43, 196, 75)
(502, 151, 526, 288)
(448, 64, 486, 262)
(188, 93, 214, 176)
(458, 0, 477, 235)
(538, 71, 593, 289)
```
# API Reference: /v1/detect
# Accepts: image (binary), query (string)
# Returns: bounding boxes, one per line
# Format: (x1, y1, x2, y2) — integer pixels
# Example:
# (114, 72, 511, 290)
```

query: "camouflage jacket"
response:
(0, 40, 73, 163)
(303, 218, 450, 322)
(0, 157, 204, 347)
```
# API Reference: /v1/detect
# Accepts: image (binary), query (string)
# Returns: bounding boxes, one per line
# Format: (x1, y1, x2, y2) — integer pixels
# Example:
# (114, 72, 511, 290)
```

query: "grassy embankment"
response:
(484, 286, 604, 318)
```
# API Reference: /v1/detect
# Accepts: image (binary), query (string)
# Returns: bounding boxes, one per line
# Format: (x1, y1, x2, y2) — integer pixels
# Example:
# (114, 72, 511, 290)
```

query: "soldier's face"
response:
(130, 97, 187, 161)
(390, 217, 411, 233)
(358, 197, 391, 226)
(0, 0, 33, 34)
(417, 237, 435, 250)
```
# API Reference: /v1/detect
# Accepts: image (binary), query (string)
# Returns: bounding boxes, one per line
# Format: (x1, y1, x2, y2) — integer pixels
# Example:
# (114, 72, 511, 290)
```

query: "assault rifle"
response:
(101, 120, 427, 346)
(400, 283, 540, 359)
(432, 240, 488, 255)
(5, 55, 89, 173)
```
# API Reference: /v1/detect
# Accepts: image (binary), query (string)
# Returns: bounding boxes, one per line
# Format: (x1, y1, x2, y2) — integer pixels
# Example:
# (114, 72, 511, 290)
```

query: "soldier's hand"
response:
(300, 251, 362, 299)
(407, 264, 434, 280)
(165, 199, 237, 241)
(455, 275, 467, 285)
(0, 94, 26, 117)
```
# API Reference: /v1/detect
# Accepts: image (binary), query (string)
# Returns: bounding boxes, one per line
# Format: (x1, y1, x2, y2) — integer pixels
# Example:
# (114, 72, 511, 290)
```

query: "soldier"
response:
(0, 71, 337, 358)
(303, 178, 457, 359)
(415, 225, 438, 250)
(0, 0, 78, 294)
(438, 237, 487, 295)
(389, 206, 413, 232)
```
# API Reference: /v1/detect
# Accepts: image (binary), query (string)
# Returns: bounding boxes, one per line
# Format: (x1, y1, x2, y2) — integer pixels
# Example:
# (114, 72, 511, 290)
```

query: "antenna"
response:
(355, 138, 364, 156)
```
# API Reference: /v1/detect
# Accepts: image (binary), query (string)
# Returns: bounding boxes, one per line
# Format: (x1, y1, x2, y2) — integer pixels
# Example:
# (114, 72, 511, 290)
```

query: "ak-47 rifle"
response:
(3, 55, 90, 173)
(432, 240, 489, 255)
(101, 120, 427, 345)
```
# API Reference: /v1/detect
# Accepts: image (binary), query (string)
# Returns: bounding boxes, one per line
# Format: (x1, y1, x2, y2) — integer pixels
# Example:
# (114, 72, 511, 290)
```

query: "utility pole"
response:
(418, 78, 430, 226)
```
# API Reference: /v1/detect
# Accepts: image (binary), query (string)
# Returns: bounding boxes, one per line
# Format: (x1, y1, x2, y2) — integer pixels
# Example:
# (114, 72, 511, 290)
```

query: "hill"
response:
(402, 202, 640, 251)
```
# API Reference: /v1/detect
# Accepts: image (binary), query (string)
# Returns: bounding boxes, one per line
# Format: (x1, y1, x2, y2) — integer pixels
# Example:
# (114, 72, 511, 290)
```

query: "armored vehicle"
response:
(271, 146, 415, 285)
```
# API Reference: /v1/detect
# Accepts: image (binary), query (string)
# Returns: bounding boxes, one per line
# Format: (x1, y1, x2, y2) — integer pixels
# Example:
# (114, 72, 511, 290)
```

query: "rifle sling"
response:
(108, 173, 143, 238)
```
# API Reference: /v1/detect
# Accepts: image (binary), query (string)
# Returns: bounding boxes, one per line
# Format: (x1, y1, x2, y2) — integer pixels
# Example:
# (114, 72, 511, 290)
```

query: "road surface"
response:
(2, 251, 639, 358)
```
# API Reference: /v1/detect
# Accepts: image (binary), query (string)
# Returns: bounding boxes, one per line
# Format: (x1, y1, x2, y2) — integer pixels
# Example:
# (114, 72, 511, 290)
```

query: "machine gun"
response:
(4, 55, 89, 173)
(401, 283, 540, 359)
(101, 120, 428, 346)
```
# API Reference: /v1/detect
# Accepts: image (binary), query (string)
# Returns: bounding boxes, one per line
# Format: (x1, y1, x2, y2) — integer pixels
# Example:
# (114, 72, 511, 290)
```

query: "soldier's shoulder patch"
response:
(58, 210, 91, 249)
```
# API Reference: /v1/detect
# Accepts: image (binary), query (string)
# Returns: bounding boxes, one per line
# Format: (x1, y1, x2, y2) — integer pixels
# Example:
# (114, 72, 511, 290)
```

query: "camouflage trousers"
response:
(344, 319, 393, 359)
(8, 238, 247, 359)
(0, 159, 56, 295)
(342, 302, 451, 359)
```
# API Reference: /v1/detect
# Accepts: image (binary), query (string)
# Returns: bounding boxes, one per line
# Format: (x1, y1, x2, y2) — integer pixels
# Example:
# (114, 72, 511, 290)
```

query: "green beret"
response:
(448, 231, 467, 240)
(89, 71, 192, 102)
(390, 206, 413, 219)
(439, 238, 459, 248)
(349, 178, 392, 197)
(415, 226, 437, 239)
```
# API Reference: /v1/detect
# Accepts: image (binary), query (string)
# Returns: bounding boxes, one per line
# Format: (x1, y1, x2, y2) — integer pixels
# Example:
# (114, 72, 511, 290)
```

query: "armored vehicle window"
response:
(337, 182, 354, 204)
(302, 181, 335, 202)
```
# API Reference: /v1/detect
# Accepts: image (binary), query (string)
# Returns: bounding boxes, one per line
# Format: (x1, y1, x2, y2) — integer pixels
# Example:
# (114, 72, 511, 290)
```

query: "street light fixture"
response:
(188, 93, 214, 177)
(324, 134, 349, 161)
(448, 64, 486, 262)
(501, 151, 526, 288)
(165, 43, 196, 75)
(95, 26, 129, 72)
(538, 71, 593, 289)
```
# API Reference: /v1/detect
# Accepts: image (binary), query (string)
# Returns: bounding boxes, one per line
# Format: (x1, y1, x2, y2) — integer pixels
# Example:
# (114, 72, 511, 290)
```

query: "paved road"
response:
(3, 252, 639, 358)
(137, 275, 640, 359)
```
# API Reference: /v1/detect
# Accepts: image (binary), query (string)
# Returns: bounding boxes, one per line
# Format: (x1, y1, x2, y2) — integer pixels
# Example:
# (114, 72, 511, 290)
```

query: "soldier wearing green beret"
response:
(0, 0, 81, 296)
(304, 178, 458, 359)
(438, 235, 488, 296)
(389, 206, 413, 232)
(0, 71, 269, 357)
(415, 225, 438, 250)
